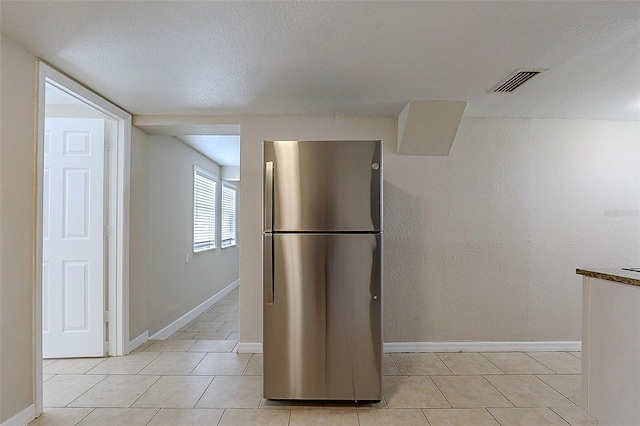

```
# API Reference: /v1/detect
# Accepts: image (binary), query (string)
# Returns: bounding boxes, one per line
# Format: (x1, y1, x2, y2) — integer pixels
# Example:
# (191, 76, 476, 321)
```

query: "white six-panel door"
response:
(43, 117, 106, 358)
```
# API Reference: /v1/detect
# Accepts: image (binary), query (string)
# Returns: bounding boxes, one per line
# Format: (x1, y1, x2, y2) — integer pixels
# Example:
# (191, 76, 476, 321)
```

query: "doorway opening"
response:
(35, 62, 131, 415)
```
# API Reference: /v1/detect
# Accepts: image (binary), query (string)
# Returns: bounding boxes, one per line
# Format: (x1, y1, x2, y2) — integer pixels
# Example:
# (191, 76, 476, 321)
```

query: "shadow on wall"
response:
(383, 180, 430, 342)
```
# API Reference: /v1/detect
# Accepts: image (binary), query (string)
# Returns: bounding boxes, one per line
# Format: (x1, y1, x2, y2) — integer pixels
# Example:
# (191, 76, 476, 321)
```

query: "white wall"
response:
(233, 115, 639, 344)
(147, 135, 240, 335)
(0, 36, 38, 423)
(129, 127, 150, 339)
(384, 118, 638, 342)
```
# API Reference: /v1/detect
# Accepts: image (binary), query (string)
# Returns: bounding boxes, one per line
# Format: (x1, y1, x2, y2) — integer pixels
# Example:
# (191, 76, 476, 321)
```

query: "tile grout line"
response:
(433, 353, 456, 376)
(485, 407, 504, 426)
(479, 352, 509, 375)
(529, 375, 576, 406)
(62, 374, 109, 408)
(427, 375, 454, 409)
(420, 408, 433, 426)
(548, 406, 580, 426)
(535, 374, 581, 406)
(69, 407, 96, 426)
(141, 408, 161, 426)
(480, 374, 516, 408)
(192, 374, 217, 409)
(127, 374, 163, 409)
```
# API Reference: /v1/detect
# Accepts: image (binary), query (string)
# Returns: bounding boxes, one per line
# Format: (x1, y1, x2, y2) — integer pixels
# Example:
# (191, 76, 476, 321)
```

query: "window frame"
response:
(193, 165, 218, 253)
(220, 181, 238, 248)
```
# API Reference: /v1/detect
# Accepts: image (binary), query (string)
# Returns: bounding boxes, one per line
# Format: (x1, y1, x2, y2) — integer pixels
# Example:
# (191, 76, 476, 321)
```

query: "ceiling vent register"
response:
(491, 69, 547, 93)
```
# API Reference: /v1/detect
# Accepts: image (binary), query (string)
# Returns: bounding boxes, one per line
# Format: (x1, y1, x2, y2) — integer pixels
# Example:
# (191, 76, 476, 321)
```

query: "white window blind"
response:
(221, 182, 237, 248)
(193, 166, 217, 252)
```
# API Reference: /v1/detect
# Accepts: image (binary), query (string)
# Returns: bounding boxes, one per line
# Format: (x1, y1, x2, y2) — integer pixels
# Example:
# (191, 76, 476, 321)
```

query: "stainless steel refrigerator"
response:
(263, 140, 383, 401)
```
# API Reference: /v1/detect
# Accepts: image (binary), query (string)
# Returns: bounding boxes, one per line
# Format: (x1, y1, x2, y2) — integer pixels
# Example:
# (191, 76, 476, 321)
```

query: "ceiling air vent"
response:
(491, 69, 547, 93)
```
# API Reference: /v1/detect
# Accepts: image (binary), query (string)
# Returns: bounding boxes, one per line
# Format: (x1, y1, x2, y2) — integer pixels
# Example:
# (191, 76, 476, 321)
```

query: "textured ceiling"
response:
(2, 1, 639, 120)
(179, 135, 240, 167)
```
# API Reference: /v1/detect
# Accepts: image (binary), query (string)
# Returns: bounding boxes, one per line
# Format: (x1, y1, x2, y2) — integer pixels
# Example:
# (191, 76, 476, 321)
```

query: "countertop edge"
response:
(576, 268, 640, 287)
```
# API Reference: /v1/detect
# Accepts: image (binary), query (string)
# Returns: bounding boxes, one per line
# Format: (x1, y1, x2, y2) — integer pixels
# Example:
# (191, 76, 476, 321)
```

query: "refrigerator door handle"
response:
(263, 234, 274, 304)
(264, 161, 274, 232)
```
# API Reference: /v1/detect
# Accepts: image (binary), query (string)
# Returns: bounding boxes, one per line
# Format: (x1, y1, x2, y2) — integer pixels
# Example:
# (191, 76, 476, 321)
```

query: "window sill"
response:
(193, 246, 216, 254)
(221, 243, 237, 249)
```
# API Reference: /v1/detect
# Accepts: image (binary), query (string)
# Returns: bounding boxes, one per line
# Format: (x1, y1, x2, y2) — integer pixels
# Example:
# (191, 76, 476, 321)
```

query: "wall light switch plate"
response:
(185, 253, 190, 263)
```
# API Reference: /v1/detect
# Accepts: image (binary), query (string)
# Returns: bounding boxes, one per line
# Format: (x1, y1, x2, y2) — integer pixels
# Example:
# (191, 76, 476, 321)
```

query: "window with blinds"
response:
(221, 182, 237, 248)
(193, 166, 217, 252)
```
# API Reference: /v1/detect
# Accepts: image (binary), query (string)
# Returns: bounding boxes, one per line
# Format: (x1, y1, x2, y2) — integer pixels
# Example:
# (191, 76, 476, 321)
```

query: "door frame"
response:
(35, 62, 131, 415)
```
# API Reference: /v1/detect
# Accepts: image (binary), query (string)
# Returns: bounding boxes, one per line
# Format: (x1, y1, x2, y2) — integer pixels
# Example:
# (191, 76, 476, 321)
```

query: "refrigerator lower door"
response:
(264, 233, 382, 401)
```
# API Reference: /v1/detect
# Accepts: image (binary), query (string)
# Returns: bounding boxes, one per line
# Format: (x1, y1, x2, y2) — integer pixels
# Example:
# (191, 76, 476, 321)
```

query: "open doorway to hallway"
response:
(127, 127, 241, 353)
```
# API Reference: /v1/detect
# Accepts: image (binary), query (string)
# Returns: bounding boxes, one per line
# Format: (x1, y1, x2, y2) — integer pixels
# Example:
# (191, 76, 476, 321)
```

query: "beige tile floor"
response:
(34, 288, 595, 425)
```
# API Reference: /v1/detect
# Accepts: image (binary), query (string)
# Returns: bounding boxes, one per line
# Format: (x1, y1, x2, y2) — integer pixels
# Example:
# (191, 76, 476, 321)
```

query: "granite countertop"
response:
(576, 268, 640, 287)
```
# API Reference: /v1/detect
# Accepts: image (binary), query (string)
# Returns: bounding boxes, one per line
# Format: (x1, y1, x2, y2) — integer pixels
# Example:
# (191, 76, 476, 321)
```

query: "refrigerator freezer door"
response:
(264, 140, 382, 232)
(263, 233, 382, 400)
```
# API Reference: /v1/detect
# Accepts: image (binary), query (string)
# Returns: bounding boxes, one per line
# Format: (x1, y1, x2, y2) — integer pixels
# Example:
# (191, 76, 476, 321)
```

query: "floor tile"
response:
(196, 376, 263, 408)
(244, 354, 263, 376)
(138, 352, 206, 375)
(131, 341, 155, 353)
(215, 312, 240, 322)
(86, 352, 159, 375)
(431, 376, 512, 408)
(168, 331, 199, 340)
(43, 374, 55, 382)
(436, 353, 503, 375)
(537, 375, 581, 405)
(482, 352, 555, 375)
(225, 290, 239, 299)
(383, 354, 401, 376)
(526, 352, 582, 374)
(191, 352, 251, 375)
(383, 376, 450, 408)
(358, 409, 428, 425)
(219, 408, 290, 425)
(423, 408, 500, 426)
(487, 407, 568, 426)
(218, 321, 239, 332)
(484, 375, 575, 407)
(133, 376, 213, 408)
(187, 321, 225, 332)
(43, 358, 107, 375)
(289, 409, 358, 426)
(194, 312, 220, 322)
(390, 353, 452, 375)
(147, 408, 224, 425)
(43, 359, 57, 367)
(227, 332, 240, 340)
(195, 331, 232, 340)
(29, 408, 94, 425)
(550, 406, 597, 426)
(188, 339, 237, 352)
(260, 399, 323, 409)
(143, 340, 197, 352)
(212, 298, 235, 306)
(569, 352, 582, 359)
(209, 304, 237, 313)
(76, 408, 159, 425)
(69, 375, 159, 408)
(43, 374, 106, 407)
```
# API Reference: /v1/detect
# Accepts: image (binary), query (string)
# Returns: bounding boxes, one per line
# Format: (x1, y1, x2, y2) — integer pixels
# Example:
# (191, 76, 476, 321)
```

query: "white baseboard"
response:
(383, 341, 581, 353)
(237, 342, 263, 353)
(234, 341, 581, 355)
(129, 331, 149, 352)
(1, 404, 35, 426)
(149, 279, 239, 340)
